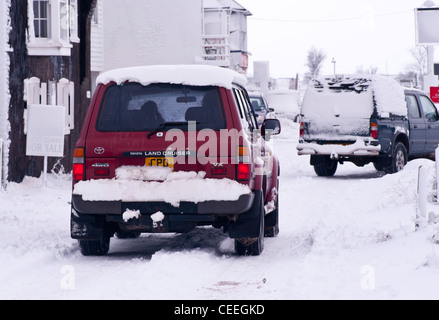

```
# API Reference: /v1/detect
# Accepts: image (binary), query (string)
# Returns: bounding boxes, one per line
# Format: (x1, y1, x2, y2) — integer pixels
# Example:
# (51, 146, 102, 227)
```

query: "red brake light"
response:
(73, 148, 85, 182)
(73, 164, 84, 181)
(300, 122, 304, 138)
(371, 122, 378, 139)
(237, 163, 251, 180)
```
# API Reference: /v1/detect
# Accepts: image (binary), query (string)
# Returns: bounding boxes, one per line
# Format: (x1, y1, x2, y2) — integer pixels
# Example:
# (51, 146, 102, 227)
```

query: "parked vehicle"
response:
(71, 65, 281, 256)
(297, 75, 439, 176)
(249, 92, 275, 126)
(265, 89, 301, 122)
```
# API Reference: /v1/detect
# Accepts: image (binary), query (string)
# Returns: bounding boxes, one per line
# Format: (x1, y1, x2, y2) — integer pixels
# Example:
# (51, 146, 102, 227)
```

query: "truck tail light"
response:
(237, 163, 251, 180)
(370, 122, 378, 139)
(300, 122, 304, 138)
(237, 146, 250, 162)
(236, 146, 251, 180)
(73, 148, 85, 182)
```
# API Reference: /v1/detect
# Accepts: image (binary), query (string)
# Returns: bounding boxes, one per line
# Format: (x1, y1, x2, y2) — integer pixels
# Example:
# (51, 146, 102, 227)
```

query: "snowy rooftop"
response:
(203, 0, 251, 15)
(96, 65, 248, 89)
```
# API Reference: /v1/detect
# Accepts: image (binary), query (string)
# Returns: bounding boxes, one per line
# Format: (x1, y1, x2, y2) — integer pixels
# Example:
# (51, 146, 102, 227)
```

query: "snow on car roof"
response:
(96, 64, 248, 89)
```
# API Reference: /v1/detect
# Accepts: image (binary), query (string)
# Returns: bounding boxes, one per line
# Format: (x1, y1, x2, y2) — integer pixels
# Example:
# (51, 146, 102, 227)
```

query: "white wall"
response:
(103, 0, 203, 71)
(91, 0, 104, 73)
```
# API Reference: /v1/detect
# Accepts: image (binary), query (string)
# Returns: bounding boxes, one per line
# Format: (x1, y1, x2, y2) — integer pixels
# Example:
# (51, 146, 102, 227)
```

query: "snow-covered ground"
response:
(1, 119, 439, 300)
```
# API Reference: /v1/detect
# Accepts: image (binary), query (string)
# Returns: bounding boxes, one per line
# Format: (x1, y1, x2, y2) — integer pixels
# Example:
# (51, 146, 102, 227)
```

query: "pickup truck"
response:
(297, 75, 439, 176)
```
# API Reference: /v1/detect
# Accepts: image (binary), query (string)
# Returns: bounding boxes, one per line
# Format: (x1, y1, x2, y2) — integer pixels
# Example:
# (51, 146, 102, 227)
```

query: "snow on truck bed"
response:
(300, 75, 407, 138)
(96, 64, 248, 89)
(302, 75, 407, 119)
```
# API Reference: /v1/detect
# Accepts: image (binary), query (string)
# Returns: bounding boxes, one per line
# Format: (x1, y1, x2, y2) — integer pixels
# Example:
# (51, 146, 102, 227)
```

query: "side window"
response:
(233, 88, 257, 131)
(240, 90, 258, 129)
(233, 88, 250, 131)
(406, 95, 421, 119)
(232, 88, 244, 119)
(420, 95, 439, 122)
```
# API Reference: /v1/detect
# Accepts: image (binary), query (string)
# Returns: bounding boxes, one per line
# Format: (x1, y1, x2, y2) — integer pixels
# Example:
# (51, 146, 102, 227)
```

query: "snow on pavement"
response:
(1, 119, 439, 300)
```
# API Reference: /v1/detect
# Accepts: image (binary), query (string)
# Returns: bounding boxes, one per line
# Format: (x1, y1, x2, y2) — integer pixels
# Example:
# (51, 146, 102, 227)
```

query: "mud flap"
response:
(70, 209, 106, 241)
(228, 191, 263, 239)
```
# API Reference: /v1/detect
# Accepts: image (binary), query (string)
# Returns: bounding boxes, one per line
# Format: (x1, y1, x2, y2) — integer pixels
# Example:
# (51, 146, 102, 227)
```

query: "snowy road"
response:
(1, 120, 439, 300)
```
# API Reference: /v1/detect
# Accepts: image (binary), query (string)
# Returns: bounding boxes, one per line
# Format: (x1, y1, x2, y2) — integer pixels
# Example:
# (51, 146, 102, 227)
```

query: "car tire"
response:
(79, 237, 110, 256)
(265, 181, 279, 238)
(234, 195, 265, 256)
(373, 161, 386, 172)
(313, 156, 338, 177)
(386, 142, 407, 174)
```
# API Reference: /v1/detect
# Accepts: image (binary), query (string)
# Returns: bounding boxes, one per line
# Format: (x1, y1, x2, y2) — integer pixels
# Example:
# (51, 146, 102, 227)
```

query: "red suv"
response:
(71, 65, 281, 256)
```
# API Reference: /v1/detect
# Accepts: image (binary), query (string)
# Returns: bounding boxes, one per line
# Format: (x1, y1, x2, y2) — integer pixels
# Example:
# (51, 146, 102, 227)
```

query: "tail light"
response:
(237, 163, 251, 180)
(73, 147, 85, 182)
(370, 122, 378, 139)
(300, 122, 304, 138)
(237, 146, 250, 162)
(236, 146, 251, 181)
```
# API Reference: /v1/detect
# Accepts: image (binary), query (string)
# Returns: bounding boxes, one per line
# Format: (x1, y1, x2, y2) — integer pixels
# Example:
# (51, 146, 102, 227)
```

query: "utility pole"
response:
(331, 58, 336, 77)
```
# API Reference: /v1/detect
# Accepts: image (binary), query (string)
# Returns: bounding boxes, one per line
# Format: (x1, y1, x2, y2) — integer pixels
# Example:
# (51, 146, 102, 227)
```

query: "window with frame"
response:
(27, 0, 78, 56)
(59, 0, 69, 42)
(406, 95, 421, 119)
(33, 0, 49, 38)
(96, 84, 227, 132)
(68, 0, 79, 43)
(420, 95, 439, 122)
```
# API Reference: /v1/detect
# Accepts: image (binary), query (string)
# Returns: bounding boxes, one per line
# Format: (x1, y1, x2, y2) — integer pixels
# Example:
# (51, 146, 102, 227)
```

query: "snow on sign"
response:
(26, 105, 65, 157)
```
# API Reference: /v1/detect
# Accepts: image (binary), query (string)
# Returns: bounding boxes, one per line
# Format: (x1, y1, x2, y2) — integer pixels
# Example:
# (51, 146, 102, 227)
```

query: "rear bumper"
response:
(72, 193, 255, 216)
(297, 139, 381, 159)
(71, 193, 258, 239)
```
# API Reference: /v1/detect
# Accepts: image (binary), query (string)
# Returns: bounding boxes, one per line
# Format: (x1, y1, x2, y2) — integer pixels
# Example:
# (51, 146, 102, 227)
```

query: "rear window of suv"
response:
(96, 83, 226, 132)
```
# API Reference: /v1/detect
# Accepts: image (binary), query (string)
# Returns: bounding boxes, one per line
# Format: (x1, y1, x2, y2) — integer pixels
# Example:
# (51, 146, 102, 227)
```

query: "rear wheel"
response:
(387, 142, 407, 174)
(265, 183, 279, 238)
(234, 196, 265, 256)
(79, 237, 110, 256)
(313, 156, 338, 177)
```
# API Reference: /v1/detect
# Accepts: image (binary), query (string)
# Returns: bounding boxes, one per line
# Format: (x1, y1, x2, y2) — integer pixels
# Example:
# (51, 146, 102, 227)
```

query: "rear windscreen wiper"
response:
(147, 122, 191, 139)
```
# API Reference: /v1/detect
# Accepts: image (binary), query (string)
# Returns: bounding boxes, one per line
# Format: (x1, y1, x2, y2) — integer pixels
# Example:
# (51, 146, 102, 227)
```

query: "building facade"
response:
(3, 0, 97, 183)
(203, 0, 251, 73)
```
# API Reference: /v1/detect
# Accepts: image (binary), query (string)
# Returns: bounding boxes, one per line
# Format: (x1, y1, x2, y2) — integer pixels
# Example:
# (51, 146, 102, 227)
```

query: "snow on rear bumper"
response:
(72, 175, 254, 215)
(71, 193, 255, 216)
(297, 139, 381, 159)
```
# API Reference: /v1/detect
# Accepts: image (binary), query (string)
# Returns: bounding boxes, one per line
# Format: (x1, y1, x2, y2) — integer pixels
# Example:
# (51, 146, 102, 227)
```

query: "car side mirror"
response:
(268, 108, 275, 112)
(261, 119, 281, 140)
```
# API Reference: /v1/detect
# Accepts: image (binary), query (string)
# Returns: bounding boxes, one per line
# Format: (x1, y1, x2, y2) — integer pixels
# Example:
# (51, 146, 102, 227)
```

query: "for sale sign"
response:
(431, 87, 439, 104)
(26, 105, 65, 157)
